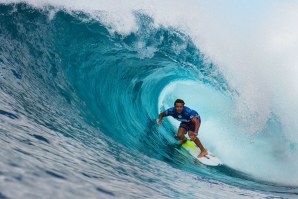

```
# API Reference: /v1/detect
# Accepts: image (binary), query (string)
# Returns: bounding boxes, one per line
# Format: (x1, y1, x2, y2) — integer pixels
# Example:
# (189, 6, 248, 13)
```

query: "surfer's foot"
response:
(174, 139, 187, 146)
(174, 136, 187, 144)
(198, 150, 208, 158)
(180, 138, 187, 145)
(174, 140, 182, 146)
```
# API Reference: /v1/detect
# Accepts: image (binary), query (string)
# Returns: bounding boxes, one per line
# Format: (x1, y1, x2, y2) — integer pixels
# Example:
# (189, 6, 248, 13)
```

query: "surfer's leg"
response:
(188, 121, 208, 158)
(193, 137, 208, 157)
(177, 127, 187, 144)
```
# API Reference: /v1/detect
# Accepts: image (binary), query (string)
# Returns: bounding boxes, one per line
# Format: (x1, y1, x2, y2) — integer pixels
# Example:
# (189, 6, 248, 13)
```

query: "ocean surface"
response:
(1, 2, 298, 198)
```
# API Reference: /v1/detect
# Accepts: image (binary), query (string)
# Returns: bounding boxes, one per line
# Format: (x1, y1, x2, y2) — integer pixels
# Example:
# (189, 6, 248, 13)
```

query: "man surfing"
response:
(158, 99, 208, 158)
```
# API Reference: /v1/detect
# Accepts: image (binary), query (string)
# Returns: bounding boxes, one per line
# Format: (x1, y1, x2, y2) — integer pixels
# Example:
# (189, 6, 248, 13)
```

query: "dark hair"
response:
(174, 99, 185, 106)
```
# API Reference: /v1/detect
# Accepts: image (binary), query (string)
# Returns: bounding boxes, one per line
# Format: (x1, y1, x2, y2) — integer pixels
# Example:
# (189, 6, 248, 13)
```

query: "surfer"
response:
(158, 99, 208, 158)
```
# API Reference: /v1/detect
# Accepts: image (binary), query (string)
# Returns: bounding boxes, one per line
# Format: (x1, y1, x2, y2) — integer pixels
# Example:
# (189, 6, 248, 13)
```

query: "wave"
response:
(1, 2, 298, 198)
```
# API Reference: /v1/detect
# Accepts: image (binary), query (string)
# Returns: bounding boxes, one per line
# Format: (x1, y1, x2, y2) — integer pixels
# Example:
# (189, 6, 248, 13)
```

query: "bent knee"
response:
(178, 134, 186, 139)
(178, 127, 186, 135)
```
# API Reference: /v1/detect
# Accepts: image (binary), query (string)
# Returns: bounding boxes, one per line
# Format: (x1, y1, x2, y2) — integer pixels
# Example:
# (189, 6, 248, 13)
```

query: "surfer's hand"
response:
(188, 131, 198, 141)
(157, 119, 162, 125)
(188, 131, 198, 136)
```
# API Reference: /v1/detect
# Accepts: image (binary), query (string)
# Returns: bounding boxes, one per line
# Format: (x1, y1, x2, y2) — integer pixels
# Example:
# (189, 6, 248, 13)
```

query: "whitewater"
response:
(1, 1, 298, 198)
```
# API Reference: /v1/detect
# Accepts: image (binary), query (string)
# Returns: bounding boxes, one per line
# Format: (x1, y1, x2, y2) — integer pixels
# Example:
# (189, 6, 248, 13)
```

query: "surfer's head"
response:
(174, 99, 185, 113)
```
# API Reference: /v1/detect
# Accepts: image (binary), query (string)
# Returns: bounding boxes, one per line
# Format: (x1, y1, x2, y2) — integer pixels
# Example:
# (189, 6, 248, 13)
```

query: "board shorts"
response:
(179, 116, 201, 135)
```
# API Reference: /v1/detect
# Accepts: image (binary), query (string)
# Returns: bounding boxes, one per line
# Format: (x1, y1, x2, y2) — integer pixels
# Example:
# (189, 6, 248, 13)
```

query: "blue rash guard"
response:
(164, 106, 201, 133)
(165, 106, 200, 122)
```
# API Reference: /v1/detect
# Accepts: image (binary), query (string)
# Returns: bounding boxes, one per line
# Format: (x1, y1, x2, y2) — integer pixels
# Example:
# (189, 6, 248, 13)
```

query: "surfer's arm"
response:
(158, 112, 166, 125)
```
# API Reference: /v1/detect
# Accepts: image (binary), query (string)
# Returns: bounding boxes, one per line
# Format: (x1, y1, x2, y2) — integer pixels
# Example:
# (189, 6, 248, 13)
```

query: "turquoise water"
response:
(0, 3, 298, 198)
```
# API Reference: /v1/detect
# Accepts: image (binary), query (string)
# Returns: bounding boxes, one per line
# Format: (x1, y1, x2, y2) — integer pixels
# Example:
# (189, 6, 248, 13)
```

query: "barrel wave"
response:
(1, 3, 298, 198)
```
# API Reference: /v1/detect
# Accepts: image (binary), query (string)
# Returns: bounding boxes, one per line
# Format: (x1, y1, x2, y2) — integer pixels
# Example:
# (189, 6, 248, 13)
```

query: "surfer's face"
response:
(175, 103, 184, 113)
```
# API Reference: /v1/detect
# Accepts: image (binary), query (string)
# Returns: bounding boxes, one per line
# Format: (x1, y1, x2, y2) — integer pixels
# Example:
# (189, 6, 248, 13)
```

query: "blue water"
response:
(1, 3, 298, 198)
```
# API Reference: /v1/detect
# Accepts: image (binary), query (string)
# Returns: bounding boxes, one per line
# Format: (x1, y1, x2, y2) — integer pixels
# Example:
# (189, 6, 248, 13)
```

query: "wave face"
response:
(1, 2, 298, 198)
